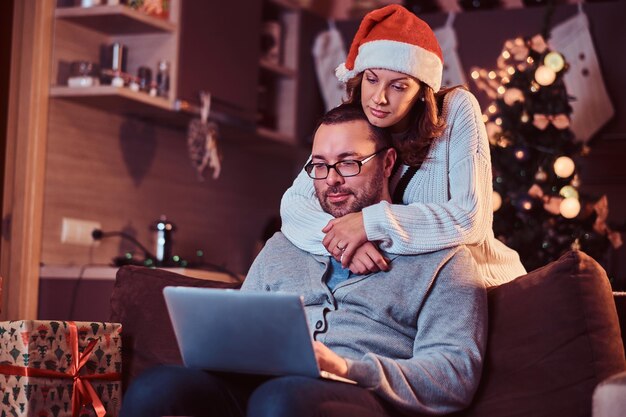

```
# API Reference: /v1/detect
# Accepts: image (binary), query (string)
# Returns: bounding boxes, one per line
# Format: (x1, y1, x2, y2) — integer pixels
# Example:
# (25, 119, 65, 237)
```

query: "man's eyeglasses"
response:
(304, 147, 389, 180)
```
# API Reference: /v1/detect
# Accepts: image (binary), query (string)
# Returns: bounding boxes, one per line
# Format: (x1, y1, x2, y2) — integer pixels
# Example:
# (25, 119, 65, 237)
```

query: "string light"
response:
(492, 191, 502, 211)
(554, 156, 575, 178)
(559, 185, 579, 199)
(560, 197, 581, 219)
(535, 65, 556, 86)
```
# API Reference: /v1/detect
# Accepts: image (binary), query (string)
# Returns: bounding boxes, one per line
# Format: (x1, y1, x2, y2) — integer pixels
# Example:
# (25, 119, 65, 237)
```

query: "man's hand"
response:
(322, 212, 368, 263)
(313, 341, 348, 377)
(347, 242, 389, 274)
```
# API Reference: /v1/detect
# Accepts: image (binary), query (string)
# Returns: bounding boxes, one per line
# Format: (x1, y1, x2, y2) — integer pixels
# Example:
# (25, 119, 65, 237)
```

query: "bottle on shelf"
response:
(156, 59, 170, 98)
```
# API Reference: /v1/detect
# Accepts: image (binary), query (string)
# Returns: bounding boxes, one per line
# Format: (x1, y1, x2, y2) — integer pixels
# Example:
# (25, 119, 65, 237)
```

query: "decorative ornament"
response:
(535, 167, 548, 182)
(553, 156, 575, 178)
(187, 92, 222, 181)
(520, 112, 530, 123)
(532, 113, 570, 130)
(559, 185, 579, 199)
(510, 37, 529, 60)
(492, 191, 502, 212)
(560, 197, 581, 219)
(503, 88, 525, 106)
(592, 195, 623, 249)
(530, 34, 548, 54)
(544, 51, 565, 72)
(535, 65, 556, 86)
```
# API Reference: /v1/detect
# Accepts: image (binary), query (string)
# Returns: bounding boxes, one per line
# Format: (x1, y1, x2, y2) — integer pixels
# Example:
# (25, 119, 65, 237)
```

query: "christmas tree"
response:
(471, 35, 622, 272)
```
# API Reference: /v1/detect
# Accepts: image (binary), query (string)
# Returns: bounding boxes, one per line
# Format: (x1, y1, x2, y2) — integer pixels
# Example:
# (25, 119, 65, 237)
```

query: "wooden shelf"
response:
(49, 85, 248, 130)
(260, 59, 297, 78)
(55, 5, 176, 34)
(50, 85, 194, 128)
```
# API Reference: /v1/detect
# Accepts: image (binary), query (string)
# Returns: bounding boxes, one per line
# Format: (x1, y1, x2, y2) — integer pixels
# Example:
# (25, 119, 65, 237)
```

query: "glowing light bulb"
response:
(488, 71, 497, 80)
(471, 70, 479, 80)
(502, 50, 511, 59)
(535, 65, 556, 86)
(507, 66, 515, 75)
(559, 185, 579, 199)
(544, 51, 565, 72)
(560, 197, 581, 219)
(497, 86, 506, 95)
(553, 156, 575, 178)
(492, 191, 502, 212)
(488, 105, 497, 114)
(503, 88, 524, 106)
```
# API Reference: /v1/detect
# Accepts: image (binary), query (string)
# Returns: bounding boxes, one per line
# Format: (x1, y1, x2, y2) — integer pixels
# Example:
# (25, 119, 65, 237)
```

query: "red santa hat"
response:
(335, 4, 444, 92)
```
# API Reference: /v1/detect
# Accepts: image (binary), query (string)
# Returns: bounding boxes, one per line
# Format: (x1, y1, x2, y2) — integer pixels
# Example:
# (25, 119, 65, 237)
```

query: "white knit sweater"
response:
(280, 88, 526, 286)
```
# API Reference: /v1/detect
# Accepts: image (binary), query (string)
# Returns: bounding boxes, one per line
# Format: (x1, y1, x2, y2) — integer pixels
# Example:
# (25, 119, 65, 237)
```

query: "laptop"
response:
(163, 286, 356, 384)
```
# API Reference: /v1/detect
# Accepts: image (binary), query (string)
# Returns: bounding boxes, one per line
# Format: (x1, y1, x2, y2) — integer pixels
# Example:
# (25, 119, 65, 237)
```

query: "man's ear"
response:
(383, 148, 397, 178)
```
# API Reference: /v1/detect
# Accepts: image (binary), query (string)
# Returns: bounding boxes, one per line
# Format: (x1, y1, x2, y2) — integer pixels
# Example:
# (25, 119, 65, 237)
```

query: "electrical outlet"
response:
(61, 217, 101, 246)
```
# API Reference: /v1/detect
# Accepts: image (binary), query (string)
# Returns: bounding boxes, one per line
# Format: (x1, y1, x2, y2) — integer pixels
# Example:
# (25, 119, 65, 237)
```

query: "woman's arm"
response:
(337, 89, 493, 255)
(364, 153, 492, 253)
(280, 168, 333, 255)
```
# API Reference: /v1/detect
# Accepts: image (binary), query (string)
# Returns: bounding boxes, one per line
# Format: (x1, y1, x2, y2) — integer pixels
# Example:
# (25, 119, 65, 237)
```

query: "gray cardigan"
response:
(242, 232, 487, 415)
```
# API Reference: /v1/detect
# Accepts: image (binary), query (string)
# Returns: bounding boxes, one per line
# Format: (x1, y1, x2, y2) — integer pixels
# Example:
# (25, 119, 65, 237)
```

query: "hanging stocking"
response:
(187, 92, 221, 181)
(434, 13, 466, 88)
(312, 20, 347, 111)
(548, 4, 614, 142)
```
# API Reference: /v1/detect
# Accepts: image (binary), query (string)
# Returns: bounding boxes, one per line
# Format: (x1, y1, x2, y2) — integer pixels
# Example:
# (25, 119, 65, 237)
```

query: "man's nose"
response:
(325, 167, 345, 185)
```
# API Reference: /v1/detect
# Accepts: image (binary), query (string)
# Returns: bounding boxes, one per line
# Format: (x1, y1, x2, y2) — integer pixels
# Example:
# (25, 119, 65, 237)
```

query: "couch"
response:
(110, 250, 626, 417)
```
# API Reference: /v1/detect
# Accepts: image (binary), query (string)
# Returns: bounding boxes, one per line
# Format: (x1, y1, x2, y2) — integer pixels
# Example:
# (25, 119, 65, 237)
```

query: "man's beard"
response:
(315, 169, 385, 218)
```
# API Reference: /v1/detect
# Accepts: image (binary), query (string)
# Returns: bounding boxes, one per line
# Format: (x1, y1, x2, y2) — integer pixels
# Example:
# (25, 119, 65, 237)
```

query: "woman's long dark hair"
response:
(345, 72, 461, 167)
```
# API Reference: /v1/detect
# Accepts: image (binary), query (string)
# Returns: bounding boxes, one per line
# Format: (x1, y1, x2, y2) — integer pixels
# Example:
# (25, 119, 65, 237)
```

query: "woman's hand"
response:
(313, 341, 348, 377)
(322, 212, 368, 263)
(346, 242, 389, 274)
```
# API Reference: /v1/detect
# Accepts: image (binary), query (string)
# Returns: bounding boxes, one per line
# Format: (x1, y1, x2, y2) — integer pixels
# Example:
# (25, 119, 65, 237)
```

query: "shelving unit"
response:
(55, 5, 176, 34)
(50, 2, 186, 126)
(256, 0, 301, 145)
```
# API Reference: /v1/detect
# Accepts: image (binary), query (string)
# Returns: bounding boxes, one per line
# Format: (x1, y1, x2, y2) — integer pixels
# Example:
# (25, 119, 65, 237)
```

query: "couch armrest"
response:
(593, 370, 626, 417)
(110, 265, 241, 391)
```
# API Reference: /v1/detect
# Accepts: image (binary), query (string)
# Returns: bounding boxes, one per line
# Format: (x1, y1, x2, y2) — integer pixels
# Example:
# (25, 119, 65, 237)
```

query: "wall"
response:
(41, 100, 304, 275)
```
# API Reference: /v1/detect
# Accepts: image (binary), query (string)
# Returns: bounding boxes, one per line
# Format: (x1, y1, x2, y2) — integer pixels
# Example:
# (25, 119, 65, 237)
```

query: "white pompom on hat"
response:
(335, 4, 444, 92)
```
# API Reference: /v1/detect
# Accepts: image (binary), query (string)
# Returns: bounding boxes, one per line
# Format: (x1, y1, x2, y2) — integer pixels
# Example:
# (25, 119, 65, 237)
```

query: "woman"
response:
(281, 4, 526, 285)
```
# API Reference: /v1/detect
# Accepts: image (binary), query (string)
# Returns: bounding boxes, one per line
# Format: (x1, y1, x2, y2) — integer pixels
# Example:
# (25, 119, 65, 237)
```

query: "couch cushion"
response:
(109, 265, 241, 391)
(458, 250, 626, 417)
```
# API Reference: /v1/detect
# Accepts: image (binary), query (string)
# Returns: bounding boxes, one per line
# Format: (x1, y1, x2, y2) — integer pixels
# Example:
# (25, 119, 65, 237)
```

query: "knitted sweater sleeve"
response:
(363, 89, 493, 253)
(280, 167, 333, 255)
(345, 248, 487, 414)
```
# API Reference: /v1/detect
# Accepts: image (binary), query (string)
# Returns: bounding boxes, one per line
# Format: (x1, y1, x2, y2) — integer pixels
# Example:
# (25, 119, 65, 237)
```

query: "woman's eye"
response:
(365, 76, 377, 84)
(391, 83, 406, 91)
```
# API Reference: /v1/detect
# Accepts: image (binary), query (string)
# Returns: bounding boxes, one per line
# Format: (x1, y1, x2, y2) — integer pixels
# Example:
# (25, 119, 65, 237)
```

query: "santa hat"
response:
(335, 4, 444, 92)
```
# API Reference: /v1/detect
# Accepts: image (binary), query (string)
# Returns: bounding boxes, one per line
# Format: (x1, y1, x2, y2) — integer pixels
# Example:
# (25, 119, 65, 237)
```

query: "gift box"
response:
(0, 320, 122, 417)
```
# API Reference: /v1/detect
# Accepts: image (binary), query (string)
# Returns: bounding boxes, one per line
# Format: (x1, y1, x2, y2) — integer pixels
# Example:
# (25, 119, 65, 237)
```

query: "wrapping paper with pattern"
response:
(0, 320, 122, 417)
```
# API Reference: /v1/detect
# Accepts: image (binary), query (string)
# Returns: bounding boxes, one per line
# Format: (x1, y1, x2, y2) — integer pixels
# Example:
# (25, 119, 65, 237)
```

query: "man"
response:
(120, 104, 487, 417)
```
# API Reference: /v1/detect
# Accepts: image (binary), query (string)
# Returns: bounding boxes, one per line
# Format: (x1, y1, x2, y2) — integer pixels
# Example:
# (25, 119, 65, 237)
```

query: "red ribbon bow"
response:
(0, 321, 121, 417)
